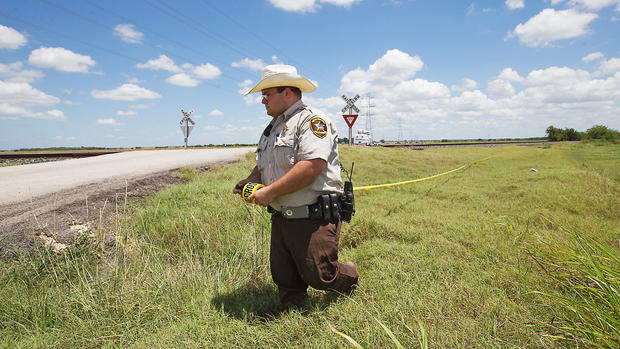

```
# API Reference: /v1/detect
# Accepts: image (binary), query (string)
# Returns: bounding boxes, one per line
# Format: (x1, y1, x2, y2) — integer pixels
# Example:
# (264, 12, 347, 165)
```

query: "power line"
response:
(0, 10, 240, 94)
(80, 0, 251, 84)
(196, 0, 342, 92)
(197, 0, 299, 67)
(143, 0, 258, 60)
(37, 0, 252, 88)
(0, 10, 137, 63)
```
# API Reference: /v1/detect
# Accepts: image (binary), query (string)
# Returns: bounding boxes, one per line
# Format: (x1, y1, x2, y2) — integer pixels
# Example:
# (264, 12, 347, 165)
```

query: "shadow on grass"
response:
(211, 281, 345, 322)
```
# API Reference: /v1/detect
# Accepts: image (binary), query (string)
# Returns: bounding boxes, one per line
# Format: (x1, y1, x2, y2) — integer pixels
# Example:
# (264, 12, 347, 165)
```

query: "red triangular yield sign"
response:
(343, 114, 358, 128)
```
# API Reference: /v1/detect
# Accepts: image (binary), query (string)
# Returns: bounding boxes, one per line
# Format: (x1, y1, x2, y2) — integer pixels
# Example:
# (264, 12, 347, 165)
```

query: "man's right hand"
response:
(233, 179, 251, 194)
(234, 166, 262, 195)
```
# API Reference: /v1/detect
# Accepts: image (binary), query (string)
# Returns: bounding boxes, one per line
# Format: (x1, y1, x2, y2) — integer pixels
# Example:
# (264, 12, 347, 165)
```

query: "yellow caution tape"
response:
(241, 182, 264, 202)
(354, 156, 493, 192)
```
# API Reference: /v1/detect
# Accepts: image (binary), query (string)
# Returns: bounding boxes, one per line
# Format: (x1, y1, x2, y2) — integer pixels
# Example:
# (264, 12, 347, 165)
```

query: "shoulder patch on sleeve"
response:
(310, 117, 328, 138)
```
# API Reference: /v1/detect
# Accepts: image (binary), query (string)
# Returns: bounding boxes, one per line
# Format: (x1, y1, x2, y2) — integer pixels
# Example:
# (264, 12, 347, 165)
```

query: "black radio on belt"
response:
(339, 163, 355, 223)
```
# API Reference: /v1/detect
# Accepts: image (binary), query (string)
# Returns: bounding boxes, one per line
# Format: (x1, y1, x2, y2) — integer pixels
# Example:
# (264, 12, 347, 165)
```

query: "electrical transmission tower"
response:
(365, 96, 375, 142)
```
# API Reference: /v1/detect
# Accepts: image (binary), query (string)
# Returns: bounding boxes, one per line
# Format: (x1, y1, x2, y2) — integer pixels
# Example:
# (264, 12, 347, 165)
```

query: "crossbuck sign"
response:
(180, 109, 195, 148)
(341, 94, 360, 114)
(341, 94, 360, 145)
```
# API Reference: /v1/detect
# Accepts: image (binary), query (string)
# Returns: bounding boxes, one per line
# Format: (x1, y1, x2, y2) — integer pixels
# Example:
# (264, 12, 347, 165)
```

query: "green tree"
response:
(563, 128, 583, 141)
(546, 126, 564, 141)
(585, 125, 620, 142)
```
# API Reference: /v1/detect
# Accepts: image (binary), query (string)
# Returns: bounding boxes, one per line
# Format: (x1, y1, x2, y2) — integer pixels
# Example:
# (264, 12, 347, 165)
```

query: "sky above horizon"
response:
(1, 0, 619, 149)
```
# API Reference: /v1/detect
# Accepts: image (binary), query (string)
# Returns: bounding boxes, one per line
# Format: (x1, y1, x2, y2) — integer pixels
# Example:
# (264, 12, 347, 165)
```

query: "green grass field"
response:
(1, 143, 618, 348)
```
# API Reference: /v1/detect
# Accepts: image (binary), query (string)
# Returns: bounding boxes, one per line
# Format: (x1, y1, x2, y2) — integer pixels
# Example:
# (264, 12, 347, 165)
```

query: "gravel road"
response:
(0, 148, 253, 254)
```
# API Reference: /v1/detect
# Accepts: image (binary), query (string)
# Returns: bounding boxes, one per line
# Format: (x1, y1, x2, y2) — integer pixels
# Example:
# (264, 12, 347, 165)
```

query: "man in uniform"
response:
(234, 64, 358, 308)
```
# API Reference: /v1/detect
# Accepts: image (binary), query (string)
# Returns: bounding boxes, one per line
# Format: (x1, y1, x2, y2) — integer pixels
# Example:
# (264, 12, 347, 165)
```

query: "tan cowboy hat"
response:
(246, 64, 317, 94)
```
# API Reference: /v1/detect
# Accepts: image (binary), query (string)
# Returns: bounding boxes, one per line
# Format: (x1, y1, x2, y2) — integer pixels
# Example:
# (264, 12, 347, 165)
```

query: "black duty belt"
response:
(268, 193, 341, 221)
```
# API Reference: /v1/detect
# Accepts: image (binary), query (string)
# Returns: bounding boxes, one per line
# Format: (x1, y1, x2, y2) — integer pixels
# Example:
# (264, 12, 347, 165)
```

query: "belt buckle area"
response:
(281, 205, 310, 219)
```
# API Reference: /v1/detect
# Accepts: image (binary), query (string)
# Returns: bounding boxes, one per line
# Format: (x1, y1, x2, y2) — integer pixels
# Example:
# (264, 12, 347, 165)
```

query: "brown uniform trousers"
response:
(270, 213, 359, 305)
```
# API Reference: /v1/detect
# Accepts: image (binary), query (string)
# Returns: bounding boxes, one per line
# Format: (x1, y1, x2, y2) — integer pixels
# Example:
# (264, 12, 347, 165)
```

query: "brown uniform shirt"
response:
(256, 100, 343, 211)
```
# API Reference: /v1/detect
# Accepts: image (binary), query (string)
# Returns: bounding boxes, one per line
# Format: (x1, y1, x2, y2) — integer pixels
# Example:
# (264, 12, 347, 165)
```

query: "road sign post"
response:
(179, 109, 195, 148)
(341, 94, 360, 145)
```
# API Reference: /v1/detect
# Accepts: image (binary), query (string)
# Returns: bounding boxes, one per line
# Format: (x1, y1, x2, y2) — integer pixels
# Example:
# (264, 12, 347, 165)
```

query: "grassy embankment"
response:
(1, 143, 618, 348)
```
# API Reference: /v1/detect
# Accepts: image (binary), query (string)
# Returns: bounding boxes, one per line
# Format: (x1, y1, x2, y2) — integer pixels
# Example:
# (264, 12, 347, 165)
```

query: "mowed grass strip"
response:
(0, 143, 618, 348)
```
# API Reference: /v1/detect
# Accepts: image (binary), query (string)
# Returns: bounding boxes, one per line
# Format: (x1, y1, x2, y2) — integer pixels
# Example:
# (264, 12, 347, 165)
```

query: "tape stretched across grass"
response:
(353, 157, 493, 192)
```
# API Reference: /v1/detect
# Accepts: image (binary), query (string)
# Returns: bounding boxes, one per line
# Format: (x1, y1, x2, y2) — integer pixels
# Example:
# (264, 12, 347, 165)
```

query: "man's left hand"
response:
(248, 186, 275, 207)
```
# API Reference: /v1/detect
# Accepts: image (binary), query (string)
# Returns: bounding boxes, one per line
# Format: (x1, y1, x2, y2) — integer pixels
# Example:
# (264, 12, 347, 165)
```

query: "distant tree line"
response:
(546, 125, 620, 142)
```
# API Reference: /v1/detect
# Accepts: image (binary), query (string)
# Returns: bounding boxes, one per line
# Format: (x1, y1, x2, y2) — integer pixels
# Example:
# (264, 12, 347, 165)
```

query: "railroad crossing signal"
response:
(341, 94, 360, 114)
(342, 94, 360, 145)
(179, 109, 195, 148)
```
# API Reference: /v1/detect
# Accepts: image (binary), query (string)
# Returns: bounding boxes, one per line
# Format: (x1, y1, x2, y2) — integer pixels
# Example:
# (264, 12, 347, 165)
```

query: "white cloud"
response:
(505, 0, 524, 10)
(488, 79, 516, 98)
(193, 63, 221, 79)
(498, 68, 524, 82)
(582, 52, 605, 62)
(0, 25, 27, 49)
(0, 103, 30, 116)
(267, 0, 361, 13)
(0, 61, 43, 83)
(467, 3, 477, 15)
(341, 49, 424, 95)
(209, 109, 224, 116)
(238, 79, 262, 104)
(451, 78, 478, 92)
(391, 79, 451, 101)
(525, 66, 591, 86)
(91, 84, 162, 101)
(0, 80, 67, 121)
(97, 118, 123, 126)
(0, 103, 66, 121)
(136, 55, 181, 73)
(117, 110, 137, 116)
(597, 58, 620, 75)
(28, 47, 96, 73)
(127, 76, 144, 83)
(54, 135, 75, 141)
(0, 80, 59, 106)
(567, 0, 620, 11)
(509, 8, 598, 47)
(113, 24, 144, 44)
(166, 73, 200, 87)
(332, 49, 620, 140)
(231, 58, 266, 71)
(129, 104, 150, 109)
(30, 109, 67, 121)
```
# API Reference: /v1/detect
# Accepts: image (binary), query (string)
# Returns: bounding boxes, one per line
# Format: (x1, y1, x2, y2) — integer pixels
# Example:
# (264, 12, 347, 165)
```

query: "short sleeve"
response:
(296, 113, 333, 162)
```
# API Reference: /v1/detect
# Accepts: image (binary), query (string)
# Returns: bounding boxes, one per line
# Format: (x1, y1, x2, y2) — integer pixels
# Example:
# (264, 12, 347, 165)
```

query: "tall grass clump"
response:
(531, 226, 620, 348)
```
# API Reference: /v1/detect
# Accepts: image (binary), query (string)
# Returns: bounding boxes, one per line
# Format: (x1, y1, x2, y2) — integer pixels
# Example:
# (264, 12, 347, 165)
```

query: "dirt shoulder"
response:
(0, 168, 190, 255)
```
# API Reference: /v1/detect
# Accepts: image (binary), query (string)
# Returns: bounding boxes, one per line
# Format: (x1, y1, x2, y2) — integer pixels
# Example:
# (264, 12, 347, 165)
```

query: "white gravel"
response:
(0, 148, 253, 206)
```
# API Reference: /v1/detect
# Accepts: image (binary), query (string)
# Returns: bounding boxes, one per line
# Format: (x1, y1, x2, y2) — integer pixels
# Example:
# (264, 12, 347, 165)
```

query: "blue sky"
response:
(1, 0, 619, 149)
